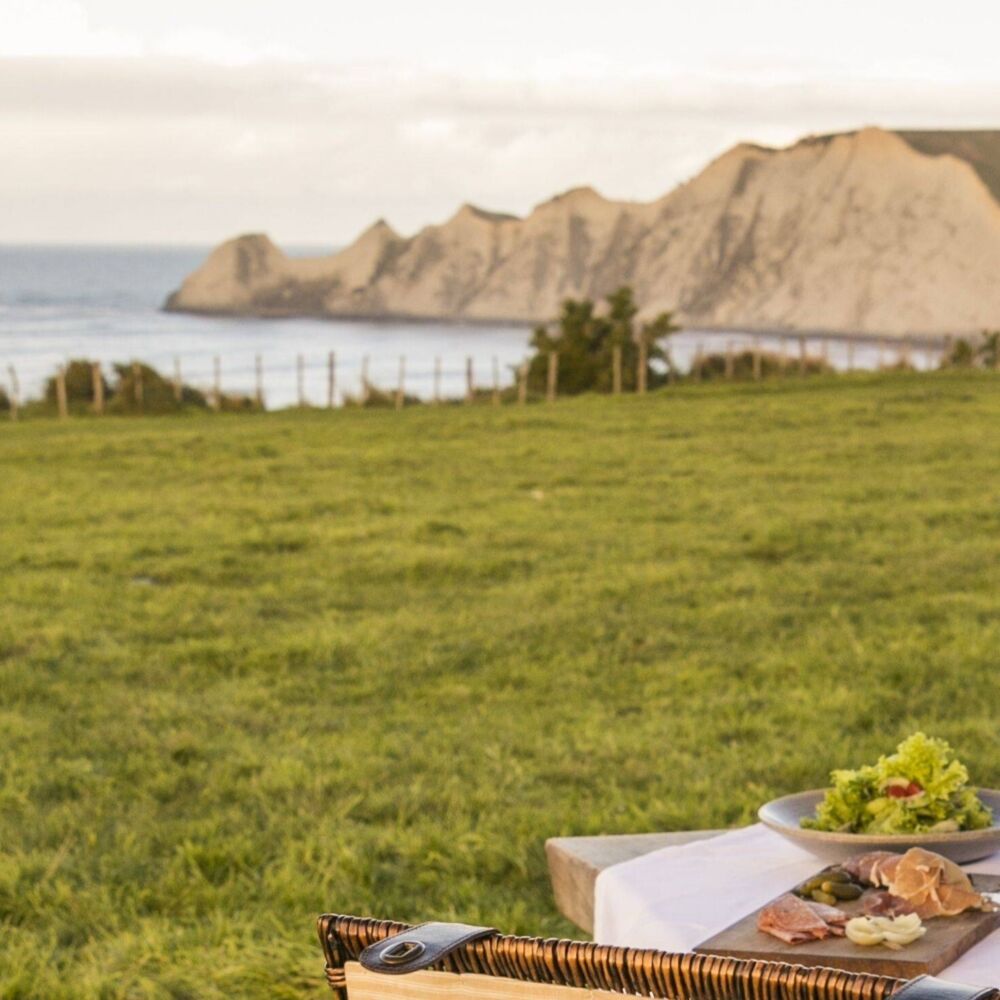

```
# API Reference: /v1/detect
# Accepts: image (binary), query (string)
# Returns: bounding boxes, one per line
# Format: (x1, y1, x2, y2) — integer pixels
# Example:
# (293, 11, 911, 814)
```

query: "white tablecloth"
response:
(594, 824, 1000, 987)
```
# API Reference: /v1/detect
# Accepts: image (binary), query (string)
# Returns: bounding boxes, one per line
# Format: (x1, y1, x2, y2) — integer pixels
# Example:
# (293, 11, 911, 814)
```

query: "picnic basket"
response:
(317, 914, 998, 1000)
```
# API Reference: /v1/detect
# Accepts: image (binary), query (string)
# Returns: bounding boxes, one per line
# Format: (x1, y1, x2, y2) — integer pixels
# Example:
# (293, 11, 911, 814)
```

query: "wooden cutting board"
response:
(694, 873, 1000, 976)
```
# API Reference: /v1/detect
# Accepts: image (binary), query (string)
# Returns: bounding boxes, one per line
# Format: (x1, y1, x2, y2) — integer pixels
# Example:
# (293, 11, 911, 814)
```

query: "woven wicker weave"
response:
(318, 914, 911, 1000)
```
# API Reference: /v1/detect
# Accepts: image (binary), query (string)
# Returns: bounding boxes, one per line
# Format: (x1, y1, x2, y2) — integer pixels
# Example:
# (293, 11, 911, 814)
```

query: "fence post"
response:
(877, 339, 886, 370)
(132, 361, 143, 410)
(693, 343, 704, 381)
(820, 339, 830, 369)
(174, 357, 183, 402)
(724, 341, 734, 380)
(297, 354, 305, 407)
(212, 356, 221, 411)
(492, 356, 500, 406)
(846, 339, 855, 372)
(779, 338, 789, 374)
(612, 344, 622, 394)
(798, 336, 807, 376)
(752, 337, 762, 381)
(638, 339, 648, 394)
(255, 354, 264, 409)
(92, 361, 104, 415)
(327, 351, 336, 408)
(901, 337, 912, 370)
(433, 356, 441, 404)
(7, 365, 19, 422)
(56, 365, 69, 419)
(360, 355, 370, 404)
(396, 356, 405, 411)
(547, 351, 558, 402)
(465, 357, 475, 404)
(518, 362, 528, 405)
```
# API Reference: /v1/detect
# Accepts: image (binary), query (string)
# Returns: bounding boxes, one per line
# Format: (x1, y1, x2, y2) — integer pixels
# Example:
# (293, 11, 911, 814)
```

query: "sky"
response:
(4, 0, 1000, 246)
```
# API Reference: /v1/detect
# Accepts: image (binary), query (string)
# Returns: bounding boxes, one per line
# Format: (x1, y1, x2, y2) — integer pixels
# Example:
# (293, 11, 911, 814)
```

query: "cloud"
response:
(1, 55, 998, 244)
(157, 28, 303, 66)
(6, 0, 140, 57)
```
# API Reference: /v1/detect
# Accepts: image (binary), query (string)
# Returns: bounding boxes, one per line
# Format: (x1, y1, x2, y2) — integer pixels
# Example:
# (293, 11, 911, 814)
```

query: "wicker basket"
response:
(318, 914, 918, 1000)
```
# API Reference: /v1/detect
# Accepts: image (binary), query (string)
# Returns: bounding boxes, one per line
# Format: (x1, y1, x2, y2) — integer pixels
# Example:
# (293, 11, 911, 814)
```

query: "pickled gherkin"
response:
(819, 869, 852, 883)
(793, 866, 860, 900)
(810, 889, 838, 906)
(822, 881, 863, 900)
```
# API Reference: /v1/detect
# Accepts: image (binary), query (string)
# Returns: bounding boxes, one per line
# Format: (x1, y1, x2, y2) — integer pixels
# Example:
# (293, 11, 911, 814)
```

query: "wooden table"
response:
(545, 830, 726, 934)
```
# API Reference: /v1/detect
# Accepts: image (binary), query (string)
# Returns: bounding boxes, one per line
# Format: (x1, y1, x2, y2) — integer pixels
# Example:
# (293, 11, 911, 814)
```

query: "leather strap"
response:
(894, 976, 998, 1000)
(359, 922, 497, 975)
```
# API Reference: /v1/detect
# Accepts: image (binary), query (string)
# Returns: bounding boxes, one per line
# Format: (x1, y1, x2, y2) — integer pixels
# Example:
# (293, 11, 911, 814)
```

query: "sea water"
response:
(0, 245, 936, 409)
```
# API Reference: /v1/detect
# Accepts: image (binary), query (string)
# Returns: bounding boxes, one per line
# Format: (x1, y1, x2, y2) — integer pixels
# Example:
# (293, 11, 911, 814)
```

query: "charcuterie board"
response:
(694, 873, 1000, 976)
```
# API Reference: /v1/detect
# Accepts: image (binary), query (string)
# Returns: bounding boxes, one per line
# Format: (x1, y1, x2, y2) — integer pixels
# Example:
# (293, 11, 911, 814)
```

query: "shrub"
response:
(218, 393, 261, 412)
(940, 332, 999, 369)
(941, 339, 976, 368)
(43, 359, 110, 410)
(342, 386, 423, 409)
(979, 331, 1000, 369)
(525, 287, 679, 395)
(692, 349, 832, 380)
(109, 362, 208, 414)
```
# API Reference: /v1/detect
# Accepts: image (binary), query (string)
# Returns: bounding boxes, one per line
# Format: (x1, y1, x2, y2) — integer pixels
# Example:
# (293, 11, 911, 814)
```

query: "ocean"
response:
(0, 246, 935, 409)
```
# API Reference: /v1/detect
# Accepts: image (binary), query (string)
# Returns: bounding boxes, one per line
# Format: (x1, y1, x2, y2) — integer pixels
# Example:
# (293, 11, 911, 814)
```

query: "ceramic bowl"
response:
(759, 788, 1000, 864)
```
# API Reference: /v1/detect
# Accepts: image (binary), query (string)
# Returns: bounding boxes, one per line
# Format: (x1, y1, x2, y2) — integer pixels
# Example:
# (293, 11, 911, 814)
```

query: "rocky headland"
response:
(165, 128, 1000, 337)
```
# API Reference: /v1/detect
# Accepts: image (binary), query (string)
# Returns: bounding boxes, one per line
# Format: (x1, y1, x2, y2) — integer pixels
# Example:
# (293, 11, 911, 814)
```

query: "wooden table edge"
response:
(545, 829, 728, 934)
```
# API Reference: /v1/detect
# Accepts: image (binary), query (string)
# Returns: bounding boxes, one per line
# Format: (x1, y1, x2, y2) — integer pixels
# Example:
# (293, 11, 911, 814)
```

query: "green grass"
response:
(2, 371, 1000, 998)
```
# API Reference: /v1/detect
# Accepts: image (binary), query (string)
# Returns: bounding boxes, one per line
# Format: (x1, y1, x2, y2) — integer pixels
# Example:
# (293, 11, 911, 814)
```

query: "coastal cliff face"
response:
(165, 128, 1000, 336)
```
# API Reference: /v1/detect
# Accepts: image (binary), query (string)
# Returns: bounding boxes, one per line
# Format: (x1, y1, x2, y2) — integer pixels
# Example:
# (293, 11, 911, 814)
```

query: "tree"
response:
(525, 287, 678, 395)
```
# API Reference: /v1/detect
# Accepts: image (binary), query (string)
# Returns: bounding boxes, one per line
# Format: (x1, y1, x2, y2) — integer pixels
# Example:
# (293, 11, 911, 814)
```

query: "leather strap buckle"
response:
(381, 941, 426, 965)
(360, 922, 496, 976)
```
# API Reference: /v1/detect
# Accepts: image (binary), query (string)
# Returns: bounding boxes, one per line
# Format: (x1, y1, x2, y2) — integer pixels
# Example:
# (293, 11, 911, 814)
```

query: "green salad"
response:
(802, 733, 993, 834)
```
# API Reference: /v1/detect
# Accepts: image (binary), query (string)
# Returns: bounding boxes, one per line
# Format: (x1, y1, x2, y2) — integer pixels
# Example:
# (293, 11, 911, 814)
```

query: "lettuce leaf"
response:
(800, 733, 993, 834)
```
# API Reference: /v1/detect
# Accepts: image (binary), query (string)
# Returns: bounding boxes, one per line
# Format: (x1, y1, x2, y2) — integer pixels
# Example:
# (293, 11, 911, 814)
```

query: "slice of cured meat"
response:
(847, 847, 993, 919)
(758, 893, 835, 944)
(842, 852, 902, 886)
(804, 899, 849, 933)
(862, 890, 918, 917)
(882, 848, 990, 918)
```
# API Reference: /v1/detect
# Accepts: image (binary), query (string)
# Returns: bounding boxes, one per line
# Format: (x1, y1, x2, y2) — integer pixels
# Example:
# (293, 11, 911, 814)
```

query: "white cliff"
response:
(165, 128, 1000, 336)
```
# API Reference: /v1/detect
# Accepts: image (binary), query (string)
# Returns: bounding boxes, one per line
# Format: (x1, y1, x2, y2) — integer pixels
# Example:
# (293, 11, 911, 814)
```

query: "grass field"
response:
(2, 371, 1000, 999)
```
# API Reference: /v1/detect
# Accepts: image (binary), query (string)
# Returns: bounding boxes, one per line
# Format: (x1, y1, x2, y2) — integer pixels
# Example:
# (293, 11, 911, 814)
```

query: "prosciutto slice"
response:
(880, 848, 990, 918)
(757, 893, 838, 944)
(842, 851, 901, 886)
(845, 848, 994, 919)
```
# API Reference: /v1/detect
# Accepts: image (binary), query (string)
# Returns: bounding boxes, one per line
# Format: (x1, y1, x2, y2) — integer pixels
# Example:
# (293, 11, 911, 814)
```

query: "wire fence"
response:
(0, 331, 981, 422)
